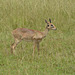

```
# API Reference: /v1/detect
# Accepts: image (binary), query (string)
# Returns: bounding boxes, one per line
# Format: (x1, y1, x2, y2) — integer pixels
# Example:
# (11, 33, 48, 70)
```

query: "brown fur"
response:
(11, 18, 57, 56)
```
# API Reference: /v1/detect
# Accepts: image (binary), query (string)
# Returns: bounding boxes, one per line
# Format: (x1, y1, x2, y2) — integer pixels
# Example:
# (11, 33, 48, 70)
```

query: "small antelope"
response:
(11, 18, 57, 56)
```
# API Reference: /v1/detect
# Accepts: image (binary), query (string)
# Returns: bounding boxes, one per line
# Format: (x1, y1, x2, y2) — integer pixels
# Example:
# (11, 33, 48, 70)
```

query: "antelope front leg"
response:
(33, 41, 36, 56)
(37, 42, 40, 55)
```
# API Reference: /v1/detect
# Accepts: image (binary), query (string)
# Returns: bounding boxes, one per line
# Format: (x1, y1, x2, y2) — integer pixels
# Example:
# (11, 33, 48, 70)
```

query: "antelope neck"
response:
(43, 28, 49, 38)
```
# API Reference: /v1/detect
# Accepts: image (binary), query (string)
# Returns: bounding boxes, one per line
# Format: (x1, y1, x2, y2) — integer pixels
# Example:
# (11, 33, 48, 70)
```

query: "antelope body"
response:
(11, 18, 57, 56)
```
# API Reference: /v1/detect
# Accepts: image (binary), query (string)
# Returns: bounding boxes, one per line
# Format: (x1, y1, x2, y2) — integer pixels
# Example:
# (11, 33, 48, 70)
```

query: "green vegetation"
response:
(0, 0, 75, 75)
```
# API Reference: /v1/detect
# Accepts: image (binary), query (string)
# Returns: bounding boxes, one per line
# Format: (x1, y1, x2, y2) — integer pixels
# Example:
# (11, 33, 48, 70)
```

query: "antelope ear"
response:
(49, 18, 51, 23)
(45, 20, 48, 23)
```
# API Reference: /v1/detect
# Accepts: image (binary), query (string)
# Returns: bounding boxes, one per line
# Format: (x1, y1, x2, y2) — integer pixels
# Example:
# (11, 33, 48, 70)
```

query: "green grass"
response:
(0, 0, 75, 75)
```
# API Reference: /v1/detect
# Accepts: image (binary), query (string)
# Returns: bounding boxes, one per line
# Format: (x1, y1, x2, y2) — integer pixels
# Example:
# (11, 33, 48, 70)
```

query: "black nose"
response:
(54, 28, 57, 30)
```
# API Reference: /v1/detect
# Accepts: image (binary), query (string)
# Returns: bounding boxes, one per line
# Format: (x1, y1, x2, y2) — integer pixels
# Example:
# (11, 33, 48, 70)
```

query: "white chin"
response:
(52, 28, 57, 30)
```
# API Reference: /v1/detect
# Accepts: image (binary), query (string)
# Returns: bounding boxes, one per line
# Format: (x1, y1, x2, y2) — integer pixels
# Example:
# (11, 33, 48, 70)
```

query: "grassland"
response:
(0, 0, 75, 75)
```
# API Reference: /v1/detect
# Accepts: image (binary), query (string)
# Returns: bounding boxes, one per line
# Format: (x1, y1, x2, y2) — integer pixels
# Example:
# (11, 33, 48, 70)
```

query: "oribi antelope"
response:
(11, 18, 57, 56)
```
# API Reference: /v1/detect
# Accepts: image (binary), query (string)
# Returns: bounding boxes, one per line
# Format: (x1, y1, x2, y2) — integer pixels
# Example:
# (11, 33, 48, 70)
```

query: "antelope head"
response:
(45, 18, 57, 30)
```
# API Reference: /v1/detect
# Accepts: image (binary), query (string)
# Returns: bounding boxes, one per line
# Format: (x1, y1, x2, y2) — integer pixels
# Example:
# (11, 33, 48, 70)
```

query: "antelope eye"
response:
(47, 25, 49, 27)
(51, 24, 53, 27)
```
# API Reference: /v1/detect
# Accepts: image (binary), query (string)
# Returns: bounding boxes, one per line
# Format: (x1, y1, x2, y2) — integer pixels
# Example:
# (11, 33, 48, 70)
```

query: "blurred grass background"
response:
(0, 0, 75, 75)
